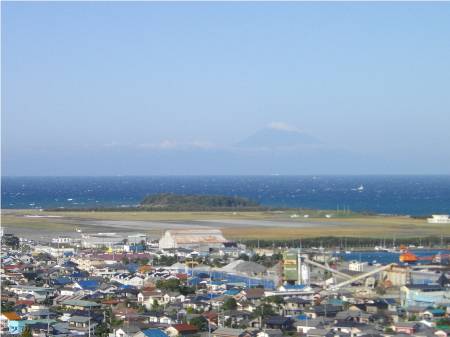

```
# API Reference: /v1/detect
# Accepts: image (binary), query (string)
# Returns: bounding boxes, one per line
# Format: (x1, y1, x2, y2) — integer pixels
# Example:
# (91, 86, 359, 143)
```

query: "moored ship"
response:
(399, 251, 418, 263)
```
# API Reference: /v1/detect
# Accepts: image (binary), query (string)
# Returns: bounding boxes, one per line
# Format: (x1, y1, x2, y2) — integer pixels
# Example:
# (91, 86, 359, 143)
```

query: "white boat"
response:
(351, 184, 364, 192)
(374, 246, 389, 252)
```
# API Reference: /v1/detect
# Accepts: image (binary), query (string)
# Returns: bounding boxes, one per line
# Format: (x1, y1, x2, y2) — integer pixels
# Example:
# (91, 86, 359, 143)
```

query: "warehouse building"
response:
(159, 229, 227, 251)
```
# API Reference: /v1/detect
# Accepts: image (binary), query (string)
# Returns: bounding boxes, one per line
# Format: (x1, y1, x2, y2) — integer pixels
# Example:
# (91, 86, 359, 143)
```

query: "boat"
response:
(399, 244, 408, 253)
(374, 246, 389, 252)
(399, 251, 418, 263)
(351, 184, 364, 192)
(433, 253, 442, 264)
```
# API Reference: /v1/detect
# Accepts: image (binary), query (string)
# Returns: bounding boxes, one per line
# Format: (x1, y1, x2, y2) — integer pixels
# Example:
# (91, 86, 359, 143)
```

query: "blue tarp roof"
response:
(296, 314, 309, 320)
(188, 277, 200, 286)
(77, 280, 99, 290)
(127, 263, 139, 273)
(53, 277, 72, 285)
(142, 329, 169, 337)
(70, 271, 88, 278)
(224, 288, 241, 296)
(283, 284, 306, 290)
(428, 308, 445, 314)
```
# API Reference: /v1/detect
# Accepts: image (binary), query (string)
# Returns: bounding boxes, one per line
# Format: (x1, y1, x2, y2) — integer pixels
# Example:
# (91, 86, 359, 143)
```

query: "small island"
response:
(140, 193, 264, 211)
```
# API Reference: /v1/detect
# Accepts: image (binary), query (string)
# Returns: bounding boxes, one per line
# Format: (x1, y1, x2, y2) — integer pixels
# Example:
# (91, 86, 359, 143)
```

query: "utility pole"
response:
(88, 306, 91, 337)
(208, 267, 212, 337)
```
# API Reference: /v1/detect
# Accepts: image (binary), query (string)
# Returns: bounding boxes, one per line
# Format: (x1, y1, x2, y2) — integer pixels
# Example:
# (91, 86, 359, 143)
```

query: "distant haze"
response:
(2, 2, 450, 175)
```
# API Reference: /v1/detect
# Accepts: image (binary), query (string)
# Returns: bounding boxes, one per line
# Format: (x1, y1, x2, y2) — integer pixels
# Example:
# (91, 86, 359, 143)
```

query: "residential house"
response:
(256, 329, 283, 337)
(165, 323, 198, 337)
(294, 317, 329, 334)
(264, 316, 293, 330)
(392, 322, 421, 335)
(213, 327, 245, 337)
(138, 290, 163, 310)
(0, 312, 22, 333)
(68, 315, 97, 335)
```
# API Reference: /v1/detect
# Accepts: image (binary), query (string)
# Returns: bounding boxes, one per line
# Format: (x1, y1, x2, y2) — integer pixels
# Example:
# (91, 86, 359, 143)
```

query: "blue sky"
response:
(2, 2, 450, 175)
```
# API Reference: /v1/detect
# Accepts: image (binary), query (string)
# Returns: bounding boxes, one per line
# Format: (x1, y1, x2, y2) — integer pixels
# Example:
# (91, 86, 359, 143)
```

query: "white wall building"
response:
(428, 215, 450, 224)
(81, 233, 123, 248)
(348, 260, 368, 272)
(52, 237, 73, 244)
(34, 245, 75, 257)
(158, 229, 227, 251)
(127, 233, 147, 244)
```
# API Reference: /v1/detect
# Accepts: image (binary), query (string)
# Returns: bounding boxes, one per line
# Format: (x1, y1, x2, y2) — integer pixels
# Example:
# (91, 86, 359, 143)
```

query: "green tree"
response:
(437, 318, 450, 325)
(254, 303, 275, 318)
(2, 235, 20, 249)
(1, 301, 15, 312)
(179, 285, 196, 296)
(94, 322, 110, 337)
(139, 257, 149, 266)
(222, 297, 238, 311)
(238, 253, 249, 261)
(21, 327, 32, 337)
(189, 316, 209, 331)
(265, 296, 284, 305)
(151, 299, 161, 312)
(156, 279, 181, 291)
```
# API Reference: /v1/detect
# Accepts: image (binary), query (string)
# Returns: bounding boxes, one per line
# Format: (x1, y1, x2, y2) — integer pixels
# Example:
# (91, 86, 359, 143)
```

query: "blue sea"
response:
(2, 175, 450, 215)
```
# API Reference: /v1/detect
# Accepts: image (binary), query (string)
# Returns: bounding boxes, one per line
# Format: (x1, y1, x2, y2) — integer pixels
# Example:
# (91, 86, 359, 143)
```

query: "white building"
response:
(111, 274, 145, 288)
(428, 215, 450, 224)
(127, 233, 147, 244)
(348, 260, 368, 272)
(81, 233, 123, 248)
(159, 229, 227, 251)
(52, 237, 72, 244)
(34, 245, 75, 257)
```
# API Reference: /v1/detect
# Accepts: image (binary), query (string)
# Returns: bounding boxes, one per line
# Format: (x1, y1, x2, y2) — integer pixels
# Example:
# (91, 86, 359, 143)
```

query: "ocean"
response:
(2, 175, 450, 215)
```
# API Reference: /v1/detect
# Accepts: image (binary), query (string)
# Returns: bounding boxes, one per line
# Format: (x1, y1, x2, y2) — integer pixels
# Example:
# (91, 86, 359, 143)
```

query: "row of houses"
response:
(2, 229, 450, 337)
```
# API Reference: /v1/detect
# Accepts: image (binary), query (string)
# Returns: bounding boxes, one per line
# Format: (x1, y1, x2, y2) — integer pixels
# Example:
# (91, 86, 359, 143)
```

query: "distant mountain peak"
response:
(236, 124, 320, 149)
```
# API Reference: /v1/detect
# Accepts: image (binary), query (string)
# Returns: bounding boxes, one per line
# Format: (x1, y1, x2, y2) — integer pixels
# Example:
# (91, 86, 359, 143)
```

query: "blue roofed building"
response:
(224, 288, 241, 296)
(52, 277, 72, 286)
(135, 328, 170, 337)
(74, 280, 100, 293)
(400, 284, 450, 308)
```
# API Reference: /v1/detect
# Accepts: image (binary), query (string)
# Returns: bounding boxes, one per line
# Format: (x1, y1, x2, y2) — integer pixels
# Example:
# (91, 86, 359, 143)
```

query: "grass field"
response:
(2, 209, 448, 240)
